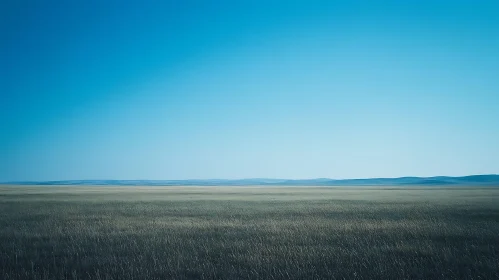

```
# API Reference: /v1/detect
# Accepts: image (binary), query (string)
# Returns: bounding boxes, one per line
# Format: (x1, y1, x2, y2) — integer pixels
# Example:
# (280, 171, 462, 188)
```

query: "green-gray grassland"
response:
(1, 186, 498, 279)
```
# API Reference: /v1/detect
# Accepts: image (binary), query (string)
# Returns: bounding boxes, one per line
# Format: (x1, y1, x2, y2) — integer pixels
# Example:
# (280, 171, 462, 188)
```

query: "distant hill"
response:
(4, 175, 499, 186)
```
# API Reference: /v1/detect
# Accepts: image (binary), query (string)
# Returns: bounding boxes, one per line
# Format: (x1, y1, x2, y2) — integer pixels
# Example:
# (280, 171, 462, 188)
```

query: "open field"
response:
(1, 186, 498, 279)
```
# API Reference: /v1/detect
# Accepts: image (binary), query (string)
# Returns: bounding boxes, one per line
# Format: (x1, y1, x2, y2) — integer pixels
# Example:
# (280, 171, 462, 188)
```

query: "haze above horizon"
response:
(2, 0, 498, 181)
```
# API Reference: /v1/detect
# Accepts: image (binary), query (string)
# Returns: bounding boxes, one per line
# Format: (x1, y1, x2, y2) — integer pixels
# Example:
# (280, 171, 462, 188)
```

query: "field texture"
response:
(1, 186, 498, 279)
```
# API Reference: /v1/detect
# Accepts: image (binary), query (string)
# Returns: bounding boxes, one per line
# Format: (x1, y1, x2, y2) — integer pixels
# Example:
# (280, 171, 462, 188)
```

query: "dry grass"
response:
(1, 186, 498, 279)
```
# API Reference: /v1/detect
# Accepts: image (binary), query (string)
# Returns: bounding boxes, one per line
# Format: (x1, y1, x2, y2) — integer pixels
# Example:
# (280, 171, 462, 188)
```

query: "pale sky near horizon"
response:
(1, 0, 499, 181)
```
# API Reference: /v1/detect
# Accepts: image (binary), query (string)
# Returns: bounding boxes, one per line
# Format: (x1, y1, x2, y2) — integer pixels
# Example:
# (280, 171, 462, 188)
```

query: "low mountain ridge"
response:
(4, 175, 499, 186)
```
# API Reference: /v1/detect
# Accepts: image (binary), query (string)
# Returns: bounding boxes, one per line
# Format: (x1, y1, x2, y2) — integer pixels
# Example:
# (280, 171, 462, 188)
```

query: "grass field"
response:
(1, 186, 498, 279)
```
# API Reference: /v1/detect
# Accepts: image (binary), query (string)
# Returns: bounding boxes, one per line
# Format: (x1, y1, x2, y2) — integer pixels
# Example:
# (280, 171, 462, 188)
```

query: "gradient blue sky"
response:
(1, 0, 498, 181)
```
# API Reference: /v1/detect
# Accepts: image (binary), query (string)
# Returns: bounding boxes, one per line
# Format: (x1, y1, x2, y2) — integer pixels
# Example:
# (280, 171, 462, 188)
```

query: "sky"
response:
(1, 0, 499, 181)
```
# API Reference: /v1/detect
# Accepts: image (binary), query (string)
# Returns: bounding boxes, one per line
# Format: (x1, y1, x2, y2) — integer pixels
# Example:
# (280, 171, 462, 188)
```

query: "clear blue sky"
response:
(1, 0, 498, 181)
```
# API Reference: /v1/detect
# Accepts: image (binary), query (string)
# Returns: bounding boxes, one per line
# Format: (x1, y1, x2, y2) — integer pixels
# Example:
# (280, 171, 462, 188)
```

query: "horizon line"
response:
(3, 174, 499, 184)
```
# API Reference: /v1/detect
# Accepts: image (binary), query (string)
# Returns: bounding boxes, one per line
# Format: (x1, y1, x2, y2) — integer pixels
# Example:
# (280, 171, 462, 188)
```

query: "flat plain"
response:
(1, 186, 498, 279)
